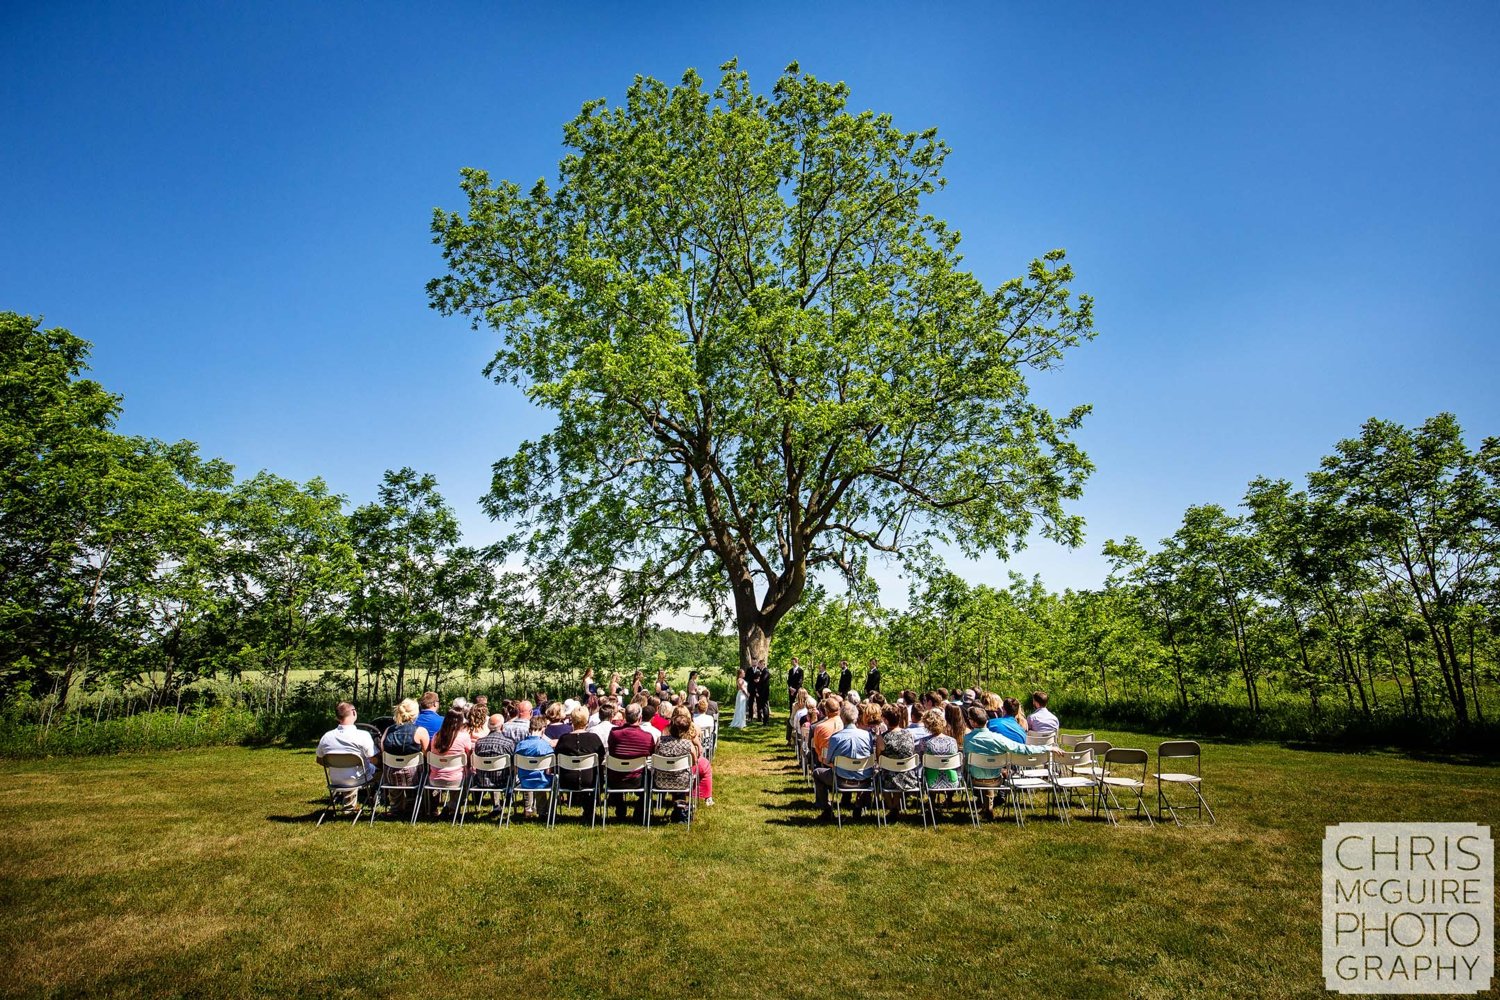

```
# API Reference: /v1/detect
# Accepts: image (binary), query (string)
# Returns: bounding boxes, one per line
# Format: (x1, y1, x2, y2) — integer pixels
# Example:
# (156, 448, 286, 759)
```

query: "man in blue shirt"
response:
(415, 691, 445, 741)
(965, 705, 1049, 819)
(986, 698, 1029, 744)
(514, 715, 555, 820)
(815, 702, 873, 821)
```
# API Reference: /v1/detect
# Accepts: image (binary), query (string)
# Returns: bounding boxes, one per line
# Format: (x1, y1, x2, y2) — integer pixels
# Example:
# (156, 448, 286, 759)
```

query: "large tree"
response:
(429, 62, 1096, 669)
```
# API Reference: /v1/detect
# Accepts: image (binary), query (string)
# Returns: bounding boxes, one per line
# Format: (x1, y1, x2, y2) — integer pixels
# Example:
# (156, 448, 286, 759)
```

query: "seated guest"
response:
(1027, 690, 1059, 740)
(415, 691, 445, 742)
(789, 690, 814, 734)
(814, 702, 872, 822)
(876, 703, 919, 816)
(425, 707, 473, 818)
(986, 698, 1028, 743)
(647, 697, 670, 736)
(906, 705, 933, 748)
(316, 702, 377, 790)
(692, 696, 717, 736)
(543, 702, 570, 742)
(861, 701, 886, 738)
(555, 707, 606, 822)
(503, 700, 533, 742)
(606, 703, 655, 820)
(963, 705, 1049, 819)
(514, 715, 555, 820)
(471, 712, 516, 795)
(652, 708, 702, 821)
(466, 703, 490, 740)
(810, 696, 843, 766)
(381, 698, 430, 757)
(919, 709, 961, 792)
(591, 702, 622, 743)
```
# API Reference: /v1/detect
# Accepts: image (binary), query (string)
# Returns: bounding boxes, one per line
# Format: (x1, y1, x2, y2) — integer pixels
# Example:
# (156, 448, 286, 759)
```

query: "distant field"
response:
(0, 722, 1494, 999)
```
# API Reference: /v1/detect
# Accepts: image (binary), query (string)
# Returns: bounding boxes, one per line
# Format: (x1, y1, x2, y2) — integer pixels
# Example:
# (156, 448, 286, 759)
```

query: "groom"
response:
(754, 659, 772, 724)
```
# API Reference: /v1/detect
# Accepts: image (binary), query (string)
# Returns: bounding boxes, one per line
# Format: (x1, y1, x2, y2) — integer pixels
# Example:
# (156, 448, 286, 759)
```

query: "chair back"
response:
(424, 751, 467, 770)
(1104, 747, 1149, 784)
(921, 751, 960, 771)
(321, 752, 368, 789)
(1157, 740, 1203, 776)
(557, 753, 599, 774)
(877, 754, 918, 774)
(513, 753, 555, 773)
(1074, 740, 1110, 766)
(381, 750, 422, 771)
(1049, 749, 1091, 773)
(1025, 732, 1051, 747)
(965, 751, 1007, 774)
(650, 752, 693, 774)
(469, 752, 510, 773)
(1058, 731, 1094, 751)
(1002, 751, 1051, 776)
(605, 754, 647, 775)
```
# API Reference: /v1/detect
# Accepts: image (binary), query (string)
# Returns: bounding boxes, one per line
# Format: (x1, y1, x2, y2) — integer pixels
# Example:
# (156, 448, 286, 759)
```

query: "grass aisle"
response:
(0, 720, 1495, 999)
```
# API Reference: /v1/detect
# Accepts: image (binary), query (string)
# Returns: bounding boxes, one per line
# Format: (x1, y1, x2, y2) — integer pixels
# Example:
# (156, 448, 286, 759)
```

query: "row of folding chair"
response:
(801, 736, 1214, 829)
(358, 749, 702, 829)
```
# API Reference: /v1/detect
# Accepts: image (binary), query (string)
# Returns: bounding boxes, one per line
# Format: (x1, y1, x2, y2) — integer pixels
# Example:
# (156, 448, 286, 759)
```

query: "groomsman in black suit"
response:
(786, 657, 804, 705)
(814, 663, 830, 696)
(864, 658, 881, 696)
(838, 660, 853, 699)
(754, 659, 772, 723)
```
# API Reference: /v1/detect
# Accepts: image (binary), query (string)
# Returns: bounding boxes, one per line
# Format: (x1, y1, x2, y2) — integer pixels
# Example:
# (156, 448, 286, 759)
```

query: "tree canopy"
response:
(429, 61, 1096, 666)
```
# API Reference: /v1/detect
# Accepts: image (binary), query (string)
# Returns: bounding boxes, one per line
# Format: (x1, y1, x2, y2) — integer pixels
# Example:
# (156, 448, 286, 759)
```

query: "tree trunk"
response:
(738, 619, 771, 671)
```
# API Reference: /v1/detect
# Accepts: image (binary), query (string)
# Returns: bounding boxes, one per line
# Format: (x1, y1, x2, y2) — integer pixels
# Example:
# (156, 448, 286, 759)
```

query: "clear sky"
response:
(5, 2, 1498, 614)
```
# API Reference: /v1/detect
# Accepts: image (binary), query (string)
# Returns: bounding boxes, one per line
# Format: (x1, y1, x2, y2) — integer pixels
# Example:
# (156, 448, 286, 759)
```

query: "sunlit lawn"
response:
(0, 720, 1494, 999)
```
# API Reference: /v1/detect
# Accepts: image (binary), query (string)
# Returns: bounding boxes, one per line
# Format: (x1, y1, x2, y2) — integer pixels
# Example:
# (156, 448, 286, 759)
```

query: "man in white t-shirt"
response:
(1028, 690, 1060, 740)
(315, 702, 377, 786)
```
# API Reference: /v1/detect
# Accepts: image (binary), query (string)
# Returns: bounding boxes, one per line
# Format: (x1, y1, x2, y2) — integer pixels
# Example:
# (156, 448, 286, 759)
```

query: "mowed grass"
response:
(0, 722, 1495, 1000)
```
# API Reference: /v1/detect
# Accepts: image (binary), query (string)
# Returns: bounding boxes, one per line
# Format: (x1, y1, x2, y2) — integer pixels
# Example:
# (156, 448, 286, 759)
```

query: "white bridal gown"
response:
(731, 679, 748, 728)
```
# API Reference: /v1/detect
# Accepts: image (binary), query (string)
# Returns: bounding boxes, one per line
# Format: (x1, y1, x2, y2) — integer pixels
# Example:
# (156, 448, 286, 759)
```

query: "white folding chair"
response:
(371, 750, 422, 825)
(460, 752, 511, 825)
(317, 752, 376, 826)
(1100, 748, 1155, 827)
(963, 751, 1010, 825)
(1048, 749, 1100, 823)
(874, 754, 922, 828)
(600, 754, 649, 827)
(830, 754, 876, 828)
(1155, 740, 1216, 825)
(645, 752, 699, 829)
(413, 751, 468, 825)
(1002, 751, 1055, 826)
(553, 753, 600, 829)
(1025, 732, 1051, 747)
(1058, 731, 1095, 752)
(508, 752, 556, 826)
(918, 752, 970, 828)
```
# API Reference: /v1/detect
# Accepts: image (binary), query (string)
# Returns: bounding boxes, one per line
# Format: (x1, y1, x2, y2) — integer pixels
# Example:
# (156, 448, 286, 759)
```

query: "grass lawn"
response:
(0, 721, 1494, 999)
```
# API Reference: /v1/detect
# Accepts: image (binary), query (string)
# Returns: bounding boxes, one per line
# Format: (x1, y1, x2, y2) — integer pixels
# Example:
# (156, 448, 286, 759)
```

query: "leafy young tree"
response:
(429, 61, 1096, 668)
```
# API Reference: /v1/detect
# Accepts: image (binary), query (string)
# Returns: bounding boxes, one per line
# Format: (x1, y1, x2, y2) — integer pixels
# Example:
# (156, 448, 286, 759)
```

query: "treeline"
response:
(770, 413, 1498, 747)
(5, 311, 1495, 751)
(0, 312, 733, 727)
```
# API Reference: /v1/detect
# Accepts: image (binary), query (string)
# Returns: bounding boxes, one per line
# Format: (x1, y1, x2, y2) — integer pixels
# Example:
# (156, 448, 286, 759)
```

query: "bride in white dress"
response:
(730, 668, 748, 728)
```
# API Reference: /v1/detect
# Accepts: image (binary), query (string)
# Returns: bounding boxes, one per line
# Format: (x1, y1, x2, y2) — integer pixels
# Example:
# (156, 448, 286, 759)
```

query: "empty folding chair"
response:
(1048, 749, 1100, 823)
(1155, 740, 1216, 825)
(553, 753, 601, 829)
(600, 754, 650, 827)
(1002, 751, 1055, 826)
(460, 752, 511, 825)
(918, 751, 970, 827)
(1070, 740, 1112, 812)
(509, 752, 556, 826)
(317, 752, 376, 826)
(371, 750, 423, 825)
(1058, 731, 1095, 752)
(1099, 748, 1155, 827)
(413, 750, 469, 825)
(1025, 732, 1051, 747)
(874, 754, 922, 828)
(830, 754, 876, 828)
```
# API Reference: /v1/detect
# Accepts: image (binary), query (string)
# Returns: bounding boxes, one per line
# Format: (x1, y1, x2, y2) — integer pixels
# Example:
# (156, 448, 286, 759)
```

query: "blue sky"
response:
(4, 2, 1498, 613)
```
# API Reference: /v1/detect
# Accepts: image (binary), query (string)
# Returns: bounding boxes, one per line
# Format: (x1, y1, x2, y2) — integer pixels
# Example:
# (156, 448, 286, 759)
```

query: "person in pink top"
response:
(425, 707, 473, 819)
